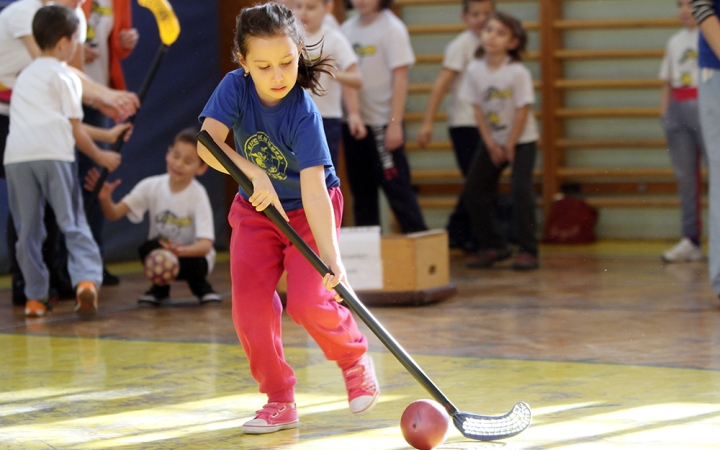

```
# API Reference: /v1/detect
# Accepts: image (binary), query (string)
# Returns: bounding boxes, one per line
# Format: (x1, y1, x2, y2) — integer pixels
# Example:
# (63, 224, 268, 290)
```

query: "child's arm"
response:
(418, 68, 459, 147)
(660, 81, 672, 115)
(503, 104, 530, 165)
(71, 118, 122, 172)
(332, 63, 362, 89)
(83, 122, 132, 144)
(472, 104, 505, 167)
(386, 65, 410, 151)
(693, 1, 720, 58)
(300, 165, 346, 297)
(82, 167, 130, 220)
(161, 238, 213, 258)
(18, 35, 41, 58)
(199, 117, 289, 220)
(75, 71, 140, 122)
(342, 83, 367, 140)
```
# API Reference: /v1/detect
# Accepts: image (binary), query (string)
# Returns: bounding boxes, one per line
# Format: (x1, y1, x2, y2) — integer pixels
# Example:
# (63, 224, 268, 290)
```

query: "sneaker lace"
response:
(343, 362, 376, 393)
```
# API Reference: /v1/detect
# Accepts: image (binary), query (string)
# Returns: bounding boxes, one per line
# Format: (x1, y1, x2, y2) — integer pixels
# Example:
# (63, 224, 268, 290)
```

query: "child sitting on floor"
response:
(85, 128, 221, 305)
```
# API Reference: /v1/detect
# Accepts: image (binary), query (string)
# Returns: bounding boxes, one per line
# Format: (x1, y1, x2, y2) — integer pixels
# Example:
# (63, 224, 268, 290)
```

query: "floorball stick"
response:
(85, 0, 180, 214)
(196, 130, 532, 441)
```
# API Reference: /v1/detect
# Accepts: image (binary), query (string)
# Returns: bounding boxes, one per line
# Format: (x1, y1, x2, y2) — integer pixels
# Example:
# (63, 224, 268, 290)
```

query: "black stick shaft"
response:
(85, 44, 168, 215)
(197, 130, 459, 416)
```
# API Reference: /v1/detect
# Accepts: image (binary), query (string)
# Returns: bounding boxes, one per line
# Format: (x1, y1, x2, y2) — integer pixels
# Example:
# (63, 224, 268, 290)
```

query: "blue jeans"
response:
(699, 69, 720, 295)
(6, 160, 102, 299)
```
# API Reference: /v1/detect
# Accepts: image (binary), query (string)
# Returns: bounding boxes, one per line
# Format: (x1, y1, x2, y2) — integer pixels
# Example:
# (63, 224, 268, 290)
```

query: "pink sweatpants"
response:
(228, 187, 368, 403)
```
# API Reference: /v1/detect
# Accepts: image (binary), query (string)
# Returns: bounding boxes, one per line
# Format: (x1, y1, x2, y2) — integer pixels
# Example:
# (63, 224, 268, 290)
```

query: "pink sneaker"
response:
(343, 354, 380, 415)
(242, 402, 299, 434)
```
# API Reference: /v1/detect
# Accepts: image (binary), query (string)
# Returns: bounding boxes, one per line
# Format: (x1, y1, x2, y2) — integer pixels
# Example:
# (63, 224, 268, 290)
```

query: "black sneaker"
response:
(138, 285, 170, 306)
(102, 267, 120, 286)
(199, 292, 222, 304)
(512, 251, 539, 270)
(467, 248, 512, 268)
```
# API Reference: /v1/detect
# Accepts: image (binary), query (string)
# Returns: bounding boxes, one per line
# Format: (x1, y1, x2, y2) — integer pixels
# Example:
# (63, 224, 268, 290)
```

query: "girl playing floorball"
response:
(197, 2, 379, 435)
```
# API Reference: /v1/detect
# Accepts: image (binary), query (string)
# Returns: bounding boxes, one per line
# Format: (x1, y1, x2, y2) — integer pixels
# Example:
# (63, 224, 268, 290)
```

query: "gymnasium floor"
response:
(2, 241, 720, 449)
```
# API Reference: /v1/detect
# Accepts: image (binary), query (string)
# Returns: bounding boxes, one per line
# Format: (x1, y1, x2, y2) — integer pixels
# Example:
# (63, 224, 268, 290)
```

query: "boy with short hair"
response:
(417, 0, 495, 251)
(86, 128, 221, 305)
(3, 4, 125, 318)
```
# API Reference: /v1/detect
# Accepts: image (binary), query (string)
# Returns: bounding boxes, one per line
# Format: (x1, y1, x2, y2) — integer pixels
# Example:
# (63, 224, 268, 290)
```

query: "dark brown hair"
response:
(233, 2, 332, 95)
(32, 4, 79, 51)
(462, 0, 494, 14)
(175, 127, 199, 146)
(474, 12, 527, 62)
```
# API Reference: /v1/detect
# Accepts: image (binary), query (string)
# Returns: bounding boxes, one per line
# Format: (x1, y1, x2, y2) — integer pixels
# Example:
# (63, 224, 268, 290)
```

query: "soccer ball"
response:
(144, 248, 179, 286)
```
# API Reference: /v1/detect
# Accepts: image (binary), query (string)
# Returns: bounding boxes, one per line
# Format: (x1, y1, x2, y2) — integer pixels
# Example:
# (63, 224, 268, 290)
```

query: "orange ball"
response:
(400, 400, 450, 450)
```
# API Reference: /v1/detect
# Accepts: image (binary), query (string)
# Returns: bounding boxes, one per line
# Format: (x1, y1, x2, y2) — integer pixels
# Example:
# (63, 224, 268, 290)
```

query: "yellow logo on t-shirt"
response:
(353, 44, 377, 56)
(86, 3, 113, 42)
(244, 132, 288, 181)
(156, 211, 191, 240)
(681, 72, 693, 86)
(486, 112, 506, 131)
(485, 88, 512, 101)
(680, 48, 698, 64)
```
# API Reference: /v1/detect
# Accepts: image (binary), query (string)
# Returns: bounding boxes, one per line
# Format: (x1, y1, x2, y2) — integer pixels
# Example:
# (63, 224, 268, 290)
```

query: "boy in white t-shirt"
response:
(659, 0, 707, 263)
(418, 0, 494, 251)
(294, 0, 365, 168)
(3, 4, 125, 318)
(341, 0, 427, 233)
(86, 128, 221, 305)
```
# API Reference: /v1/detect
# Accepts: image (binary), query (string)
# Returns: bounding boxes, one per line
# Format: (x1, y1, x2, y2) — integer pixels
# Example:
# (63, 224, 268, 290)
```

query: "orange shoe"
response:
(25, 299, 50, 317)
(75, 281, 98, 320)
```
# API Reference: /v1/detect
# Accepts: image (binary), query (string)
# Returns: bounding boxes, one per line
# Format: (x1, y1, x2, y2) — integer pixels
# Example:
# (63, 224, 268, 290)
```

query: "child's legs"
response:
(5, 162, 50, 299)
(463, 143, 507, 250)
(342, 124, 380, 226)
(228, 195, 295, 403)
(41, 161, 103, 289)
(177, 256, 213, 297)
(79, 106, 109, 253)
(283, 188, 367, 370)
(0, 113, 8, 179)
(510, 142, 538, 255)
(448, 126, 481, 176)
(663, 99, 704, 241)
(380, 142, 428, 233)
(447, 127, 481, 243)
(322, 117, 342, 170)
(699, 72, 720, 294)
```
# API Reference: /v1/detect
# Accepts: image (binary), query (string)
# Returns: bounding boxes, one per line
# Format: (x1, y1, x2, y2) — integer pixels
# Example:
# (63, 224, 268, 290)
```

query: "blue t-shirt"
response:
(199, 69, 339, 212)
(699, 0, 720, 69)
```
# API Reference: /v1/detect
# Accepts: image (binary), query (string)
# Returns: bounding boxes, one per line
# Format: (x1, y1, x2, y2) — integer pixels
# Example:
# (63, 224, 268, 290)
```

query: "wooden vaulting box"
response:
(375, 229, 449, 292)
(276, 229, 451, 299)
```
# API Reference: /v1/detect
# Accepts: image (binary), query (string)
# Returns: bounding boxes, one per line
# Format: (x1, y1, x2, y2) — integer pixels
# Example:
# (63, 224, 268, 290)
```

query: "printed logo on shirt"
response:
(681, 72, 693, 86)
(156, 211, 191, 240)
(243, 132, 288, 181)
(485, 87, 512, 101)
(486, 112, 506, 132)
(680, 48, 698, 64)
(352, 44, 377, 57)
(87, 2, 113, 43)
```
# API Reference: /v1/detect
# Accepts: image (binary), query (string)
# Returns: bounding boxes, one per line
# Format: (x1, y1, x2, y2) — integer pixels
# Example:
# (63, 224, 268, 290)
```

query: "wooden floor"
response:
(2, 241, 720, 449)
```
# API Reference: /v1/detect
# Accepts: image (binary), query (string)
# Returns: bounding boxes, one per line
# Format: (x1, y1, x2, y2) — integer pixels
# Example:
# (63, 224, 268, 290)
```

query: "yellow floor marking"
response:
(2, 334, 720, 448)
